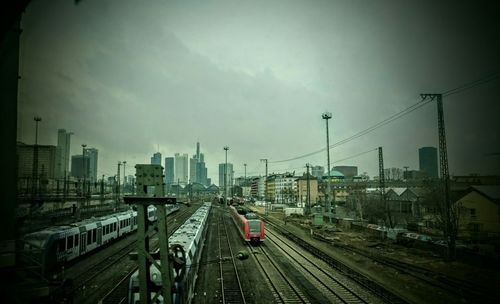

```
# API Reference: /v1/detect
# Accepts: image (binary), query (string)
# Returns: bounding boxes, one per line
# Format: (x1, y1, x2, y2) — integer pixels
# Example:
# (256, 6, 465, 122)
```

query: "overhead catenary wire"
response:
(236, 148, 378, 177)
(268, 72, 500, 164)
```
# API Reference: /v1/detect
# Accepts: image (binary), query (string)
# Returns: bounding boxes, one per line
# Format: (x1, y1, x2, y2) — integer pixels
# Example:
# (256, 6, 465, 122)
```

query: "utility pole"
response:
(322, 112, 332, 223)
(224, 146, 229, 205)
(244, 163, 247, 181)
(32, 116, 42, 206)
(379, 146, 393, 228)
(421, 93, 453, 257)
(260, 159, 268, 215)
(306, 163, 311, 215)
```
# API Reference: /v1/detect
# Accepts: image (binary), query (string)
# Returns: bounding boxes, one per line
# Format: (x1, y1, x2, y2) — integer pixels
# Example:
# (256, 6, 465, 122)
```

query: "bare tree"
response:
(422, 179, 462, 260)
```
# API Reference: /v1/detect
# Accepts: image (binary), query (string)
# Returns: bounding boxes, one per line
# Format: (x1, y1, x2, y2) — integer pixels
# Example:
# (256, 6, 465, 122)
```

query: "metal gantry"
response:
(124, 164, 176, 304)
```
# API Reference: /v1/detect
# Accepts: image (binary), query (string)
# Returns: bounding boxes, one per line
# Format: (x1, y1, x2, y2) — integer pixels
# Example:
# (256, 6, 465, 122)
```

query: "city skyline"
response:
(16, 0, 500, 181)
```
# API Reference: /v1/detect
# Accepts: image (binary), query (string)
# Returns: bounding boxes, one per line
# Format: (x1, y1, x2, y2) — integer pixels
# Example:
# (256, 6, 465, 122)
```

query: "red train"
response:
(229, 205, 265, 245)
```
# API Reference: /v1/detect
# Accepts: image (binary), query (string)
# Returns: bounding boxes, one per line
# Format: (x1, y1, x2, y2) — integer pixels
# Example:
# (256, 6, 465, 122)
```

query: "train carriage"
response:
(128, 202, 212, 304)
(23, 204, 179, 275)
(229, 205, 265, 245)
(100, 215, 119, 244)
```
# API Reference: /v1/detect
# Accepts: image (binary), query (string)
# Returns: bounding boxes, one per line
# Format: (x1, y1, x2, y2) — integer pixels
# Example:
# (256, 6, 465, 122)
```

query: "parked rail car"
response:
(23, 204, 180, 275)
(229, 205, 265, 245)
(128, 202, 212, 304)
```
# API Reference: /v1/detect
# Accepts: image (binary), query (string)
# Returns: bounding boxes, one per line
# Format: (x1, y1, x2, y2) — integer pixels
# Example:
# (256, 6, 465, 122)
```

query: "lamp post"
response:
(322, 112, 332, 223)
(32, 116, 42, 204)
(224, 146, 229, 206)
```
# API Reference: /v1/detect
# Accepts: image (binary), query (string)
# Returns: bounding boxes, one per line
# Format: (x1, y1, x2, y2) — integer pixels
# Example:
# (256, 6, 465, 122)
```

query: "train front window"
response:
(249, 221, 261, 233)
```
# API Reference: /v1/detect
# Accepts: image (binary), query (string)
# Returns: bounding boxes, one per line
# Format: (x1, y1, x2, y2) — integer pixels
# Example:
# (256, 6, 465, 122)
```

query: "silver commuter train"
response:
(23, 204, 180, 274)
(128, 202, 212, 304)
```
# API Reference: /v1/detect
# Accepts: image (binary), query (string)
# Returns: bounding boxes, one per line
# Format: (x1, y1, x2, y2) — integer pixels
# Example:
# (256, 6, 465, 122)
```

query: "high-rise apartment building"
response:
(55, 129, 72, 179)
(175, 153, 188, 184)
(419, 147, 438, 178)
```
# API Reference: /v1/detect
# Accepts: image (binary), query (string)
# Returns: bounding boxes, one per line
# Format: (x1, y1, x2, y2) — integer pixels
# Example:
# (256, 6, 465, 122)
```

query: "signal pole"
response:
(260, 159, 268, 215)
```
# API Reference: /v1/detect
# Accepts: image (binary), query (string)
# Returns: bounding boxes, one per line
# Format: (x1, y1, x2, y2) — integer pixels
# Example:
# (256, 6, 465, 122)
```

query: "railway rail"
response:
(264, 218, 409, 304)
(312, 232, 496, 303)
(218, 215, 247, 304)
(266, 228, 378, 304)
(251, 243, 310, 303)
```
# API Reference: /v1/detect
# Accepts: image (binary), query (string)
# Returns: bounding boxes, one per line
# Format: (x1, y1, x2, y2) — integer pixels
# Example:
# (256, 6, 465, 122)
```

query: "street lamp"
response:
(32, 116, 42, 202)
(224, 146, 229, 205)
(322, 112, 332, 223)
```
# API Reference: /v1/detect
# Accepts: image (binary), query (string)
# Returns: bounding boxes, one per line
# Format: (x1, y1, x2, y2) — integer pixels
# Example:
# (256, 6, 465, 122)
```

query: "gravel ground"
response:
(252, 206, 499, 304)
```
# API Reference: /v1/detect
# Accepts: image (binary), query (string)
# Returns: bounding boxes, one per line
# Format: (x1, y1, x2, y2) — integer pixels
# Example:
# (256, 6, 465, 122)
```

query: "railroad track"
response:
(95, 205, 198, 304)
(70, 236, 137, 298)
(250, 243, 310, 303)
(312, 233, 496, 303)
(264, 219, 408, 304)
(219, 215, 246, 304)
(266, 228, 376, 304)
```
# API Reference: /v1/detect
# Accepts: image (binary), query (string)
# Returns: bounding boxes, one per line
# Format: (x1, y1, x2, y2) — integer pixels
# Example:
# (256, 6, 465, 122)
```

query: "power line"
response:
(442, 71, 500, 97)
(270, 98, 431, 163)
(332, 148, 378, 165)
(269, 72, 500, 164)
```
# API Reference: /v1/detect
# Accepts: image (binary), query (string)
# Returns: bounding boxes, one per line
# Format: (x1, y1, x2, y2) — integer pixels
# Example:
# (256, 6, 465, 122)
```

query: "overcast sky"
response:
(17, 0, 500, 183)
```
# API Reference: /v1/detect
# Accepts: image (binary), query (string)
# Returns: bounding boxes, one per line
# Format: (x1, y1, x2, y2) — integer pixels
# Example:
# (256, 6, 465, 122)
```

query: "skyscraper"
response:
(419, 147, 438, 178)
(151, 152, 162, 166)
(85, 148, 98, 182)
(71, 154, 89, 179)
(218, 163, 234, 189)
(55, 129, 72, 179)
(165, 157, 175, 185)
(189, 142, 209, 185)
(175, 153, 188, 184)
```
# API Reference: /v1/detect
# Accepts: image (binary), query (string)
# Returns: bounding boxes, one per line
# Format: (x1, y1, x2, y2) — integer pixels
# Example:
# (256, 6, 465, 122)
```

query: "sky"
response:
(17, 0, 500, 183)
